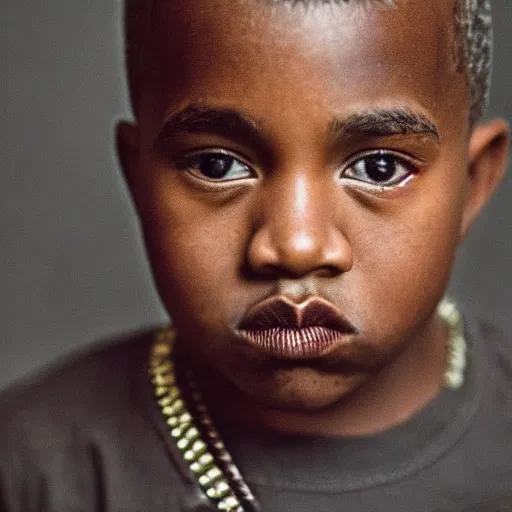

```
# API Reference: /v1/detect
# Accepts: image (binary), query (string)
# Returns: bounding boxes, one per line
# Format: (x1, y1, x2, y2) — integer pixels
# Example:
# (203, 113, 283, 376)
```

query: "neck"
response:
(197, 314, 449, 437)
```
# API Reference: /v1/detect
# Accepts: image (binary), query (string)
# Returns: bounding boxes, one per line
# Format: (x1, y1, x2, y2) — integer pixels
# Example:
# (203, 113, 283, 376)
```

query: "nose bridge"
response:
(271, 171, 322, 245)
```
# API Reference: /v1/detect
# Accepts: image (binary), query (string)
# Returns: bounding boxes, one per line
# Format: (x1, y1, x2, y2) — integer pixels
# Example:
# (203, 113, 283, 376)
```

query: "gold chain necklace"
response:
(148, 299, 466, 512)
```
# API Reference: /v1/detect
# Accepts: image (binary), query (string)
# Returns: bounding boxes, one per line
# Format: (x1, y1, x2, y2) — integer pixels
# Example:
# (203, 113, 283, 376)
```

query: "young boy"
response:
(1, 0, 511, 510)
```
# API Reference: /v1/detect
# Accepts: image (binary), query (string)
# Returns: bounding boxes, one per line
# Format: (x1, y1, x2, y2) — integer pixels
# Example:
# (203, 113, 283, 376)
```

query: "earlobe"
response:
(115, 120, 140, 191)
(460, 118, 510, 240)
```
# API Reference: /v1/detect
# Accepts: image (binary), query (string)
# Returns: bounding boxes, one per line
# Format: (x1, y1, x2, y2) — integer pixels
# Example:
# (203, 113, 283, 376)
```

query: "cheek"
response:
(139, 182, 250, 328)
(346, 178, 465, 335)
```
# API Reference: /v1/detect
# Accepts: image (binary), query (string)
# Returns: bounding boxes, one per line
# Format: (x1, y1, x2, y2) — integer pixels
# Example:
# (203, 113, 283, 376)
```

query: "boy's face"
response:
(119, 0, 507, 411)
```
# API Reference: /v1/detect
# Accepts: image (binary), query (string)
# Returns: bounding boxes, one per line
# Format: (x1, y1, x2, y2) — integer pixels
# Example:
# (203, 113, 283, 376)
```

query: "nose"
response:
(247, 173, 353, 278)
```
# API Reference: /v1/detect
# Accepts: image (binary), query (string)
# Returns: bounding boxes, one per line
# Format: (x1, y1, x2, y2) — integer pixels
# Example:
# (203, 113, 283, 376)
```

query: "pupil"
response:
(365, 154, 396, 182)
(199, 155, 233, 179)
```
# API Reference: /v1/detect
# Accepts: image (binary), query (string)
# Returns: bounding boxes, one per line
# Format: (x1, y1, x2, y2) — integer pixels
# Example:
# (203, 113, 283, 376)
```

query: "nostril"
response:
(246, 222, 353, 279)
(247, 254, 344, 280)
(315, 265, 344, 278)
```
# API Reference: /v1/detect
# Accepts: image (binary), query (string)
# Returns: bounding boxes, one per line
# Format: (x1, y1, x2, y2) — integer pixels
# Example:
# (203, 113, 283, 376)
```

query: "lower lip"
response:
(236, 326, 350, 359)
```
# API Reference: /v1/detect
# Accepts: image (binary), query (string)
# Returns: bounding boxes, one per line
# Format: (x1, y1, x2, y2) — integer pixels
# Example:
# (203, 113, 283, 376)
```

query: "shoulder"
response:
(468, 313, 512, 377)
(0, 328, 192, 510)
(0, 330, 157, 509)
(446, 312, 512, 500)
(463, 309, 512, 404)
(0, 329, 154, 435)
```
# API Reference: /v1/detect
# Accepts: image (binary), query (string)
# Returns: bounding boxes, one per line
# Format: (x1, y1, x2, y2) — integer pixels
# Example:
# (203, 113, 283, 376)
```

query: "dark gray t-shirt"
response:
(1, 313, 512, 511)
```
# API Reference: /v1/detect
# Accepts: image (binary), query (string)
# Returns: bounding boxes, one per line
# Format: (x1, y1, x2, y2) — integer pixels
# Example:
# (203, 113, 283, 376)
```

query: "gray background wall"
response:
(1, 1, 511, 389)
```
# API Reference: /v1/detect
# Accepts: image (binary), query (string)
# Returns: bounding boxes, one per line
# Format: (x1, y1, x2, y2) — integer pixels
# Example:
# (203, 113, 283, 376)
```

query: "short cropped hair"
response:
(124, 0, 492, 125)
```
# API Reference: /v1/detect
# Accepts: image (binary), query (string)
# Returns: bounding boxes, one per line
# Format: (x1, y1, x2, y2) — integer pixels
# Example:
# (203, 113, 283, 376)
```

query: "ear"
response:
(116, 120, 140, 198)
(460, 118, 510, 240)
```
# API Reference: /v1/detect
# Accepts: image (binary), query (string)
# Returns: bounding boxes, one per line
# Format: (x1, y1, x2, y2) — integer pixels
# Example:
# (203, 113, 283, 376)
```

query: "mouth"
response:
(236, 295, 358, 360)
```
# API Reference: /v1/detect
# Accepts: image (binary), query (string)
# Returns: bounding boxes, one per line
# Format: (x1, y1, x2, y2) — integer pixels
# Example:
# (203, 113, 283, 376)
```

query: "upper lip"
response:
(238, 295, 358, 334)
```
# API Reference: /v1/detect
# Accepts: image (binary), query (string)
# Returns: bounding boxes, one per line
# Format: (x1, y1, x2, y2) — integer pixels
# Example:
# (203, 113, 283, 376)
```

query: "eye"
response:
(180, 150, 254, 182)
(341, 150, 418, 189)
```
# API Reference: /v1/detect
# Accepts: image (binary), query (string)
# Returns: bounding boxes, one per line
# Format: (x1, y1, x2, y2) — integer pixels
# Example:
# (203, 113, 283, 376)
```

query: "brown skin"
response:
(117, 0, 509, 436)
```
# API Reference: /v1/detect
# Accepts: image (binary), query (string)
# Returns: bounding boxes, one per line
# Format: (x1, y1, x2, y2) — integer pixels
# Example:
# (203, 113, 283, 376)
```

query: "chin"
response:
(241, 367, 367, 412)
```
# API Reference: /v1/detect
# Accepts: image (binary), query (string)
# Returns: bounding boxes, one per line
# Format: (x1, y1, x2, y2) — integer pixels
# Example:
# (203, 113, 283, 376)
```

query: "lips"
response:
(236, 295, 358, 359)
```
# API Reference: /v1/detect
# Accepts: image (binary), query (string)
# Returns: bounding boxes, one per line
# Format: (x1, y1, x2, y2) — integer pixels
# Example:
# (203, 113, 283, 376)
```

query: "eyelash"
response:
(340, 149, 421, 190)
(176, 149, 256, 183)
(175, 148, 421, 190)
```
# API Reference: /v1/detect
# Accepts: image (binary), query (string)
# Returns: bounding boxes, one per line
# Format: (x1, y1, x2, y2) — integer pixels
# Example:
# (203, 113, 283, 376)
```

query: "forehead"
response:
(145, 0, 455, 65)
(142, 0, 466, 138)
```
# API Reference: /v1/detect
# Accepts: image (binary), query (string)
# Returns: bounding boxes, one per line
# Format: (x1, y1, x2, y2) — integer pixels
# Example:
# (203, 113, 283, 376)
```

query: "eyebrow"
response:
(155, 105, 271, 154)
(155, 104, 440, 153)
(330, 107, 440, 142)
